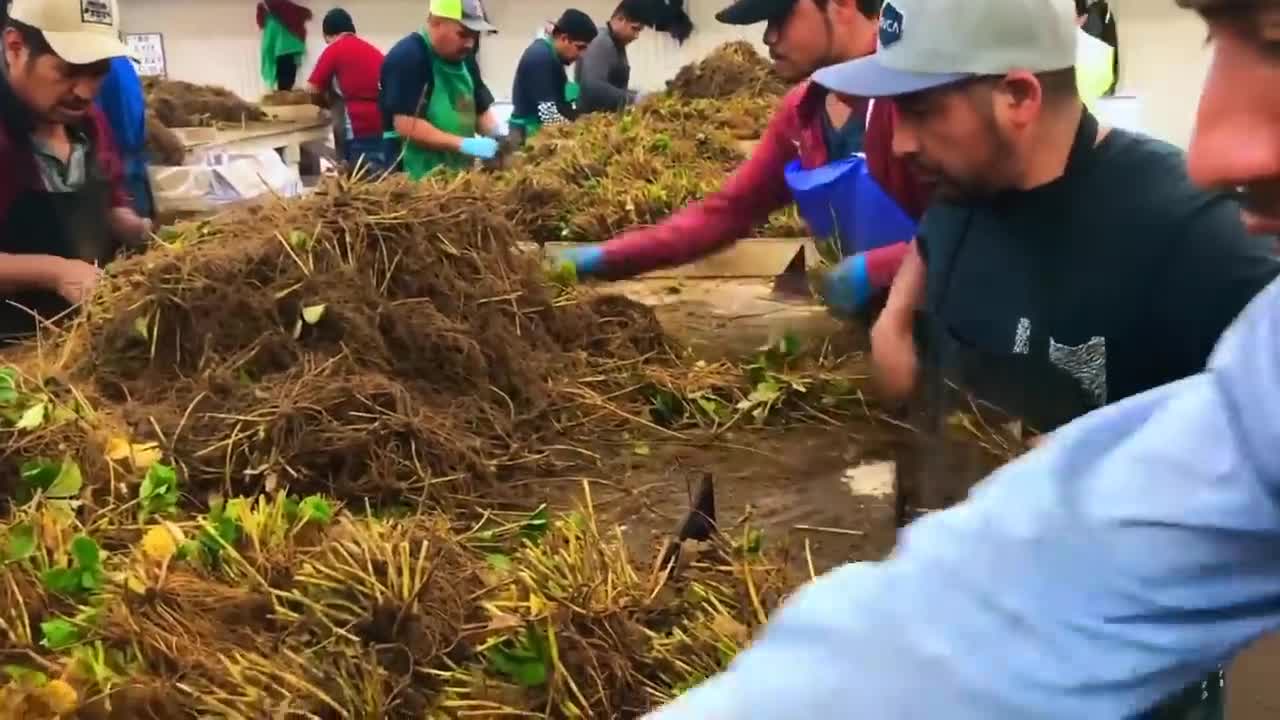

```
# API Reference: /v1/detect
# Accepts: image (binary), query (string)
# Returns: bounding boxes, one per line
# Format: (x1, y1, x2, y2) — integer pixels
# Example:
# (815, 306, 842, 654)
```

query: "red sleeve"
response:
(307, 42, 340, 90)
(862, 241, 912, 290)
(596, 98, 800, 279)
(864, 99, 930, 220)
(91, 110, 130, 208)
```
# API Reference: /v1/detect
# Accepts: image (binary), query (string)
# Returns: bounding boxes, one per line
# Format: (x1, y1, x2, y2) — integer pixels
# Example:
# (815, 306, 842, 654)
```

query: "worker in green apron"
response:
(508, 9, 597, 145)
(379, 0, 503, 179)
(256, 1, 312, 91)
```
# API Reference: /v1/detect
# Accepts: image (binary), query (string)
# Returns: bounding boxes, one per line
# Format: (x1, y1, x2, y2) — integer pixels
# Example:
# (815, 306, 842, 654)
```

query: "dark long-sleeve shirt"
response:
(512, 39, 575, 126)
(575, 25, 633, 114)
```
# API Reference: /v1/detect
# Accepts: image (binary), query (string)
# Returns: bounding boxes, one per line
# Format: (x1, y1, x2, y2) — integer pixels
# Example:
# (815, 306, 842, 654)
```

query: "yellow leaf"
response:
(301, 304, 326, 325)
(36, 679, 78, 714)
(125, 573, 149, 595)
(130, 443, 162, 469)
(104, 437, 162, 469)
(141, 525, 177, 564)
(104, 436, 131, 461)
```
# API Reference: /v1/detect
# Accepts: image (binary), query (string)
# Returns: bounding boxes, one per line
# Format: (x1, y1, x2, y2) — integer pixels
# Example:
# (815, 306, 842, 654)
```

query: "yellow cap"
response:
(8, 0, 130, 64)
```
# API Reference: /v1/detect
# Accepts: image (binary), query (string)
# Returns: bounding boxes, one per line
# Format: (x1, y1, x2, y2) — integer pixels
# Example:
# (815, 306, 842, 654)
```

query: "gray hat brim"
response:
(812, 55, 971, 98)
(461, 17, 498, 33)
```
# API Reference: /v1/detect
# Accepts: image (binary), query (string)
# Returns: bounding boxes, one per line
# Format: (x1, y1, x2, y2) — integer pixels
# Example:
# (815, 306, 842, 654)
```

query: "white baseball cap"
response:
(8, 0, 131, 65)
(812, 0, 1078, 98)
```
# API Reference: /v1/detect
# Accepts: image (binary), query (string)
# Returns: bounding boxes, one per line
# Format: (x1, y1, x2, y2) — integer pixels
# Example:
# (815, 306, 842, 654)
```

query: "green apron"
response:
(259, 14, 305, 88)
(508, 37, 578, 140)
(397, 30, 479, 180)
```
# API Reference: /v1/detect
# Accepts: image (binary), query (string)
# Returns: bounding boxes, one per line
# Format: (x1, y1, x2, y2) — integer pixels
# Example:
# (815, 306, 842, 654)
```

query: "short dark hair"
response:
(812, 0, 884, 19)
(322, 8, 356, 36)
(1038, 67, 1080, 103)
(613, 0, 653, 24)
(1075, 0, 1090, 15)
(4, 18, 54, 59)
(553, 9, 598, 43)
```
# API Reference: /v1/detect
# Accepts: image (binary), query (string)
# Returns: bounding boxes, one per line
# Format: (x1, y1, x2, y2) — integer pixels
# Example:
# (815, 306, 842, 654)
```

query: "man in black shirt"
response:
(509, 9, 597, 143)
(813, 0, 1278, 716)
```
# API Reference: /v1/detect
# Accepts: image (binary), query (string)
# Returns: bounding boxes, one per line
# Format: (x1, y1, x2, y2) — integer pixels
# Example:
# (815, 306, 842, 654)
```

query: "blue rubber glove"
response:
(459, 136, 499, 160)
(558, 245, 605, 278)
(820, 254, 872, 317)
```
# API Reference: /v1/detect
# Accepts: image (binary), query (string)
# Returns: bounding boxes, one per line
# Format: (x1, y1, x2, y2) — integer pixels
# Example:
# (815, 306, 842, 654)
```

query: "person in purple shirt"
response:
(646, 0, 1280, 717)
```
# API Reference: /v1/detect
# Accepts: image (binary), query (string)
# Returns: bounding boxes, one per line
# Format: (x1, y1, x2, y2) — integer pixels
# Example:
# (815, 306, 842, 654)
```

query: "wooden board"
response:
(545, 237, 816, 279)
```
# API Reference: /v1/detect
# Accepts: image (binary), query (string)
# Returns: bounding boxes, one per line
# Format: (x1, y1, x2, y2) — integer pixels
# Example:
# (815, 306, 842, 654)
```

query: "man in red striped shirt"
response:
(559, 0, 928, 318)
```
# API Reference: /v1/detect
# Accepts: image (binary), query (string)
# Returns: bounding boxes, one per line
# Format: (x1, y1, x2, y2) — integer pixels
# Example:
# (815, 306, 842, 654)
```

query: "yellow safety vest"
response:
(1076, 29, 1116, 111)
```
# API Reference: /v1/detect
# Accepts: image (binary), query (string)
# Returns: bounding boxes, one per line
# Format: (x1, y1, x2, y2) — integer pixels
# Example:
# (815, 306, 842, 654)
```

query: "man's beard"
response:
(916, 122, 1015, 203)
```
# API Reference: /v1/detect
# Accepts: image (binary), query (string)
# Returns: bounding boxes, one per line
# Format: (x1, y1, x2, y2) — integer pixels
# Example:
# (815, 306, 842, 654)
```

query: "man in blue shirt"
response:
(95, 55, 152, 219)
(646, 0, 1280, 717)
(508, 9, 597, 143)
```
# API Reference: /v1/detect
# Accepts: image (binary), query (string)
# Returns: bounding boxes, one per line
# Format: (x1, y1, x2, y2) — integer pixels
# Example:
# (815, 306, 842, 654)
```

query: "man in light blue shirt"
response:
(647, 0, 1280, 717)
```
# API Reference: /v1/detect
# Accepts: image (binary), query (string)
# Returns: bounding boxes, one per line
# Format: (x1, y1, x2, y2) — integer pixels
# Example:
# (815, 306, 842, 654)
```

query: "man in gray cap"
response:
(379, 0, 503, 179)
(643, 5, 1280, 717)
(845, 0, 1273, 615)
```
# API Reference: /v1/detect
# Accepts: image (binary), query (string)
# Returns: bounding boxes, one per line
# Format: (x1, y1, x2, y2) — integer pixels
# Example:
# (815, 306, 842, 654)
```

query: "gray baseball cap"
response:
(430, 0, 497, 33)
(812, 0, 1078, 98)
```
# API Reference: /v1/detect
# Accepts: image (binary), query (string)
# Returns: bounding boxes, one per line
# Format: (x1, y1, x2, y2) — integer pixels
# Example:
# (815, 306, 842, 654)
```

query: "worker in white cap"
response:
(0, 0, 151, 341)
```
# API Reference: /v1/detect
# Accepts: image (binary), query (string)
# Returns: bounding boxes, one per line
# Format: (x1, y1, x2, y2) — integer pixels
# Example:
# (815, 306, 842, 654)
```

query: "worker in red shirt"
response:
(558, 0, 928, 318)
(0, 0, 151, 342)
(308, 9, 389, 174)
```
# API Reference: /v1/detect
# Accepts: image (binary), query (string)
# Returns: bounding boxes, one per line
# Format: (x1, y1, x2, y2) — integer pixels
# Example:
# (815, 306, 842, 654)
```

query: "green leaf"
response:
(20, 458, 60, 490)
(519, 506, 550, 543)
(140, 463, 176, 499)
(14, 402, 46, 430)
(4, 523, 36, 563)
(41, 567, 82, 596)
(485, 626, 551, 688)
(287, 230, 310, 249)
(301, 304, 326, 325)
(46, 459, 83, 499)
(297, 495, 333, 525)
(70, 536, 100, 571)
(133, 315, 151, 341)
(0, 369, 16, 406)
(632, 442, 651, 457)
(39, 618, 82, 650)
(140, 463, 179, 519)
(486, 553, 513, 571)
(2, 664, 48, 687)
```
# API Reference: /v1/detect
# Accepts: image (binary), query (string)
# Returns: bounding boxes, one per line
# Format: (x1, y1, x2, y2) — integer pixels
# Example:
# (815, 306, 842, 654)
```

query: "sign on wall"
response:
(125, 32, 167, 77)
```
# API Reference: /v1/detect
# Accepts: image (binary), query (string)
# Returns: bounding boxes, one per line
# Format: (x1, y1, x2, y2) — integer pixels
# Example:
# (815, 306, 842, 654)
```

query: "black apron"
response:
(0, 154, 117, 341)
(899, 111, 1102, 516)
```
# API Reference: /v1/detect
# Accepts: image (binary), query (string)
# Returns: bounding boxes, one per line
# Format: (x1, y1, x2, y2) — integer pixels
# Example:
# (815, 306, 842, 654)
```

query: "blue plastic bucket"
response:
(784, 155, 918, 256)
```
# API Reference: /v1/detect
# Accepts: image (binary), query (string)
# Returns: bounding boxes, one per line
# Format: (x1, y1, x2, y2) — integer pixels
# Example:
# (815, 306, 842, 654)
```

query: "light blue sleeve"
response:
(648, 278, 1280, 720)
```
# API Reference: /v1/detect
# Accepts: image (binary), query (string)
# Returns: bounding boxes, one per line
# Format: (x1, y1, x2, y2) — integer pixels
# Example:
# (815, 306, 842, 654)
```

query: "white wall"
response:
(120, 0, 766, 105)
(1110, 0, 1211, 149)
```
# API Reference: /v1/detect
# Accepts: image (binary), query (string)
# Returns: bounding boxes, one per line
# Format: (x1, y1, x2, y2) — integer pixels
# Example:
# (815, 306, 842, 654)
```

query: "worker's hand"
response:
(50, 257, 102, 306)
(459, 136, 500, 160)
(110, 207, 153, 249)
(813, 255, 872, 319)
(554, 244, 605, 280)
(870, 309, 919, 402)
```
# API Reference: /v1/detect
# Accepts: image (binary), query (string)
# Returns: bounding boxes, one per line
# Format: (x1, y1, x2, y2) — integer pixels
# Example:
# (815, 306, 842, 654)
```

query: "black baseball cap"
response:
(715, 0, 797, 24)
(552, 9, 599, 43)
